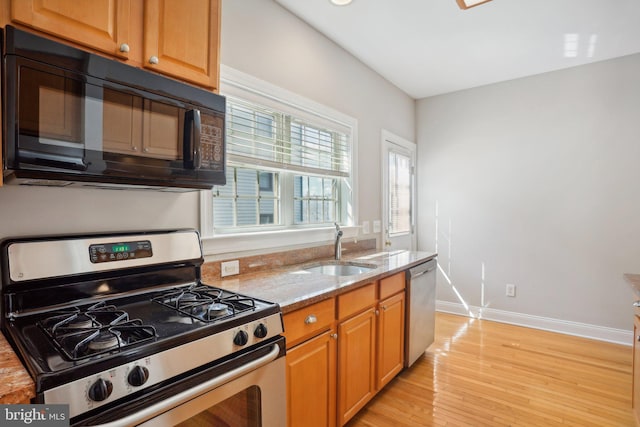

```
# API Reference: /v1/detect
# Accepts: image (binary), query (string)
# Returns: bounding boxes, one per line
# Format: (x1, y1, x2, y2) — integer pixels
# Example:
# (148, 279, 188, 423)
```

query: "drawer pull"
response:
(330, 333, 338, 339)
(634, 301, 640, 307)
(304, 315, 317, 325)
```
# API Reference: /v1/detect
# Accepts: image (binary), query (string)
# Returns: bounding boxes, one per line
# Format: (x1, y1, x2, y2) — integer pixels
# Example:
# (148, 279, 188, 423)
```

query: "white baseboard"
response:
(436, 300, 632, 346)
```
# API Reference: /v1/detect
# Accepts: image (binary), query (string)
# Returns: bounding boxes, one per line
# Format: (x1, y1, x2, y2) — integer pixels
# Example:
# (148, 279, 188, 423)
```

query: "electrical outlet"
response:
(221, 260, 240, 277)
(373, 220, 381, 233)
(362, 221, 370, 234)
(506, 284, 516, 297)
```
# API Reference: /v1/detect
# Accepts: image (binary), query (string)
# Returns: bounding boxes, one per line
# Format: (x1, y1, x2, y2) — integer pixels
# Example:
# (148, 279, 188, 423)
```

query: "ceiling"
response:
(274, 0, 640, 99)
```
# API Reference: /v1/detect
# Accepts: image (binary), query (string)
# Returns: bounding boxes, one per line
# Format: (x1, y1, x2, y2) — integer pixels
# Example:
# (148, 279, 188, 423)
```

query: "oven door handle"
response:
(91, 343, 281, 427)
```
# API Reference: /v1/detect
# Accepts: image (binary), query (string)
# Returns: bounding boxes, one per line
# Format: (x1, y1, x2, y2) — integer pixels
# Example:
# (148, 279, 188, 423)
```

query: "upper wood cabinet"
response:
(143, 0, 220, 89)
(7, 0, 220, 90)
(10, 0, 132, 59)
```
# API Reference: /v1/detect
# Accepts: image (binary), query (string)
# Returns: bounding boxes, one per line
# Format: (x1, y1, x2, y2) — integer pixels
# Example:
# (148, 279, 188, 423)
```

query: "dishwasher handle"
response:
(407, 259, 437, 280)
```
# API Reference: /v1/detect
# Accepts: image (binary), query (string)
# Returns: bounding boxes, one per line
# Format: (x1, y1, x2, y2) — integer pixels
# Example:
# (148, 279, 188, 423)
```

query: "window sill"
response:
(201, 226, 362, 258)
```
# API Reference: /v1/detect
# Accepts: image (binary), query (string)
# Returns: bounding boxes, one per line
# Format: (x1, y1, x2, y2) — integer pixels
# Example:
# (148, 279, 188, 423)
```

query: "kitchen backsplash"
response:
(202, 238, 376, 281)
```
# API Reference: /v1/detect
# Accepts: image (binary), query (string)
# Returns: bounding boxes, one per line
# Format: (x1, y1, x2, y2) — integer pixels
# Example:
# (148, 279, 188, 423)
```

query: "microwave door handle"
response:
(183, 109, 202, 170)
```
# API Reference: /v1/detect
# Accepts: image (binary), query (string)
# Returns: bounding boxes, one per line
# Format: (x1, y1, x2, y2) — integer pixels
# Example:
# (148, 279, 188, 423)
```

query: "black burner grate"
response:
(38, 302, 157, 360)
(153, 284, 256, 322)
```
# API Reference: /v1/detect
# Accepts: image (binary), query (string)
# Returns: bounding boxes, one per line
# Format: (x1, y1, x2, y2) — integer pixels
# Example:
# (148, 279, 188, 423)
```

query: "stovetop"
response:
(4, 281, 280, 390)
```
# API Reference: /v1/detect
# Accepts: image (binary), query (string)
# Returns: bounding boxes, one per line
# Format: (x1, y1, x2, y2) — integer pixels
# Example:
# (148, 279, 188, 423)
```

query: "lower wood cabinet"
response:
(376, 291, 405, 390)
(337, 307, 377, 426)
(633, 315, 640, 424)
(287, 328, 337, 427)
(285, 271, 407, 427)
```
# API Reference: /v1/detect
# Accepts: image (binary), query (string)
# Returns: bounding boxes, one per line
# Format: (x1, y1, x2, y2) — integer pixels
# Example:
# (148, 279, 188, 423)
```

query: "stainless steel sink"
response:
(302, 261, 376, 276)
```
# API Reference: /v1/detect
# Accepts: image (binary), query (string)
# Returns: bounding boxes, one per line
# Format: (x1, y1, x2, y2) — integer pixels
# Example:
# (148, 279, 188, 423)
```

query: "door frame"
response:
(381, 129, 416, 251)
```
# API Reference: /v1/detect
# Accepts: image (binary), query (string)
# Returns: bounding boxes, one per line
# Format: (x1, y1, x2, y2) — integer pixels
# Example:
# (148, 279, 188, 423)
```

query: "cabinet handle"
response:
(330, 333, 338, 340)
(149, 56, 159, 65)
(634, 301, 640, 307)
(375, 309, 380, 316)
(119, 43, 130, 53)
(381, 305, 387, 311)
(131, 146, 138, 151)
(304, 315, 317, 325)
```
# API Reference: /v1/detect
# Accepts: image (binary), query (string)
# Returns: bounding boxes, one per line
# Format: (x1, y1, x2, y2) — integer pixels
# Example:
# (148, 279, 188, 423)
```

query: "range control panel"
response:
(89, 240, 152, 264)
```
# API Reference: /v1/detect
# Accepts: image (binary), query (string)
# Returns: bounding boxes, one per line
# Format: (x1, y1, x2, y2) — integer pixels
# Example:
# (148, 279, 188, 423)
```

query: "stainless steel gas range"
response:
(0, 229, 286, 426)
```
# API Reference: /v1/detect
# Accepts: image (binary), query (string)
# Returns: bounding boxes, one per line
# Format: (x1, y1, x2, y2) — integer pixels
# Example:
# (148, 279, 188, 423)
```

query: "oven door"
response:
(82, 338, 285, 427)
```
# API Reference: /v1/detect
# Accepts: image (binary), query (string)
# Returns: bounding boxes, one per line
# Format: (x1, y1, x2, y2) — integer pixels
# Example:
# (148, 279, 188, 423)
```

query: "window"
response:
(204, 71, 356, 240)
(388, 150, 412, 234)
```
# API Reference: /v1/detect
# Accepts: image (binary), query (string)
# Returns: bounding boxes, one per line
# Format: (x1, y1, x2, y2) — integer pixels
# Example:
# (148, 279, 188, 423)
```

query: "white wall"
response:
(0, 2, 414, 248)
(416, 53, 640, 332)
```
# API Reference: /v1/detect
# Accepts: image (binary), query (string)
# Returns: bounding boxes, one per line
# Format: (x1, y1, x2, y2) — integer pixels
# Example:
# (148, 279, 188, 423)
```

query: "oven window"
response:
(175, 386, 261, 427)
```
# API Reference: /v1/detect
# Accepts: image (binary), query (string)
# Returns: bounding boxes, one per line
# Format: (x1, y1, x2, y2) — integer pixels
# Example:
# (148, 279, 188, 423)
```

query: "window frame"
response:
(200, 66, 359, 256)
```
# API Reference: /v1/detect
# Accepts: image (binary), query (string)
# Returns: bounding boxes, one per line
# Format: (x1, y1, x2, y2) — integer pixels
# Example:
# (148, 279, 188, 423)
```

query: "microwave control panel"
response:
(89, 240, 152, 264)
(200, 114, 224, 171)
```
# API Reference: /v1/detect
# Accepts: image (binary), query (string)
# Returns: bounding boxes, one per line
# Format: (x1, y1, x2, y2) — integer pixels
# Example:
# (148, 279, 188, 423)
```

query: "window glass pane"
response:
(389, 152, 411, 234)
(237, 199, 257, 226)
(294, 200, 304, 224)
(309, 176, 322, 197)
(213, 199, 234, 228)
(259, 172, 275, 196)
(323, 179, 333, 198)
(259, 200, 275, 225)
(294, 176, 303, 198)
(324, 201, 334, 223)
(237, 169, 257, 196)
(309, 200, 321, 223)
(256, 113, 274, 138)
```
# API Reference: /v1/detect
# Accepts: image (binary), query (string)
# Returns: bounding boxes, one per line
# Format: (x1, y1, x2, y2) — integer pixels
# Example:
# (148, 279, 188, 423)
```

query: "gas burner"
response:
(153, 285, 256, 323)
(208, 303, 230, 319)
(66, 315, 94, 329)
(87, 330, 122, 352)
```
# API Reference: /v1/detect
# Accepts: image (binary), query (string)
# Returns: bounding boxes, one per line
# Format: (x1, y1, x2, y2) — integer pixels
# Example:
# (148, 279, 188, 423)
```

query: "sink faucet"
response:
(334, 223, 343, 260)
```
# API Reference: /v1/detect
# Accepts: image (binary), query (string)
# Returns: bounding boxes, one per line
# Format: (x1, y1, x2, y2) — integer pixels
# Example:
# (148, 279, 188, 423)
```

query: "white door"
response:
(381, 130, 416, 251)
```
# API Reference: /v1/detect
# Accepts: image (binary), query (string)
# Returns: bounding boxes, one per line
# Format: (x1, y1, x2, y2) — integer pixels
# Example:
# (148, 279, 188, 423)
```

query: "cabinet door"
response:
(634, 315, 640, 423)
(337, 307, 376, 426)
(287, 329, 337, 427)
(377, 291, 405, 390)
(11, 0, 132, 58)
(143, 0, 220, 89)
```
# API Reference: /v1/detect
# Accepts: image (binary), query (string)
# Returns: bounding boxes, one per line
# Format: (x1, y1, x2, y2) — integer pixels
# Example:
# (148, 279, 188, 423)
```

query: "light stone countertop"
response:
(204, 250, 437, 313)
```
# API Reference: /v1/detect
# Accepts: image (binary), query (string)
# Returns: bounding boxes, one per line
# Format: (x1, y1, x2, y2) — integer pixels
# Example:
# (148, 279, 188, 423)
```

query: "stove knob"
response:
(128, 366, 150, 387)
(88, 378, 113, 402)
(233, 330, 249, 346)
(254, 323, 268, 339)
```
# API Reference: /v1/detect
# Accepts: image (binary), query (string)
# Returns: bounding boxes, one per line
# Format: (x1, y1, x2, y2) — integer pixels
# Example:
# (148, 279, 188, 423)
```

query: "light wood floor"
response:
(346, 312, 634, 427)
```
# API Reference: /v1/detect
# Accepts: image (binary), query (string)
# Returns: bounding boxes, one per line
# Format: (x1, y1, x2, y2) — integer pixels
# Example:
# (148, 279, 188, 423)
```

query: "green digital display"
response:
(111, 244, 131, 253)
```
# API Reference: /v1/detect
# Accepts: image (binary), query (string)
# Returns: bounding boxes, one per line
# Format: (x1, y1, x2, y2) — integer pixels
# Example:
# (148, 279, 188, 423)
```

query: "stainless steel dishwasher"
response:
(405, 258, 437, 367)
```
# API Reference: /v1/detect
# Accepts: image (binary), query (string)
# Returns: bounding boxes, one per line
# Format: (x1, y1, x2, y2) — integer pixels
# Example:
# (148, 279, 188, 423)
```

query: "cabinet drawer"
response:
(338, 283, 376, 320)
(284, 298, 335, 348)
(379, 272, 405, 300)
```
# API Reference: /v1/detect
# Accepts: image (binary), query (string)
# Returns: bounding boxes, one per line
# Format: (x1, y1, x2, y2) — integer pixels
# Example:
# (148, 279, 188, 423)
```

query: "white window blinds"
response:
(226, 96, 351, 177)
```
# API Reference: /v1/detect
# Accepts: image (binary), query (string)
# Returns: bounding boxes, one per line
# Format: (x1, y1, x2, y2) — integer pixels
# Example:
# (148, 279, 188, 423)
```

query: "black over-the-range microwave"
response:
(1, 26, 226, 190)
